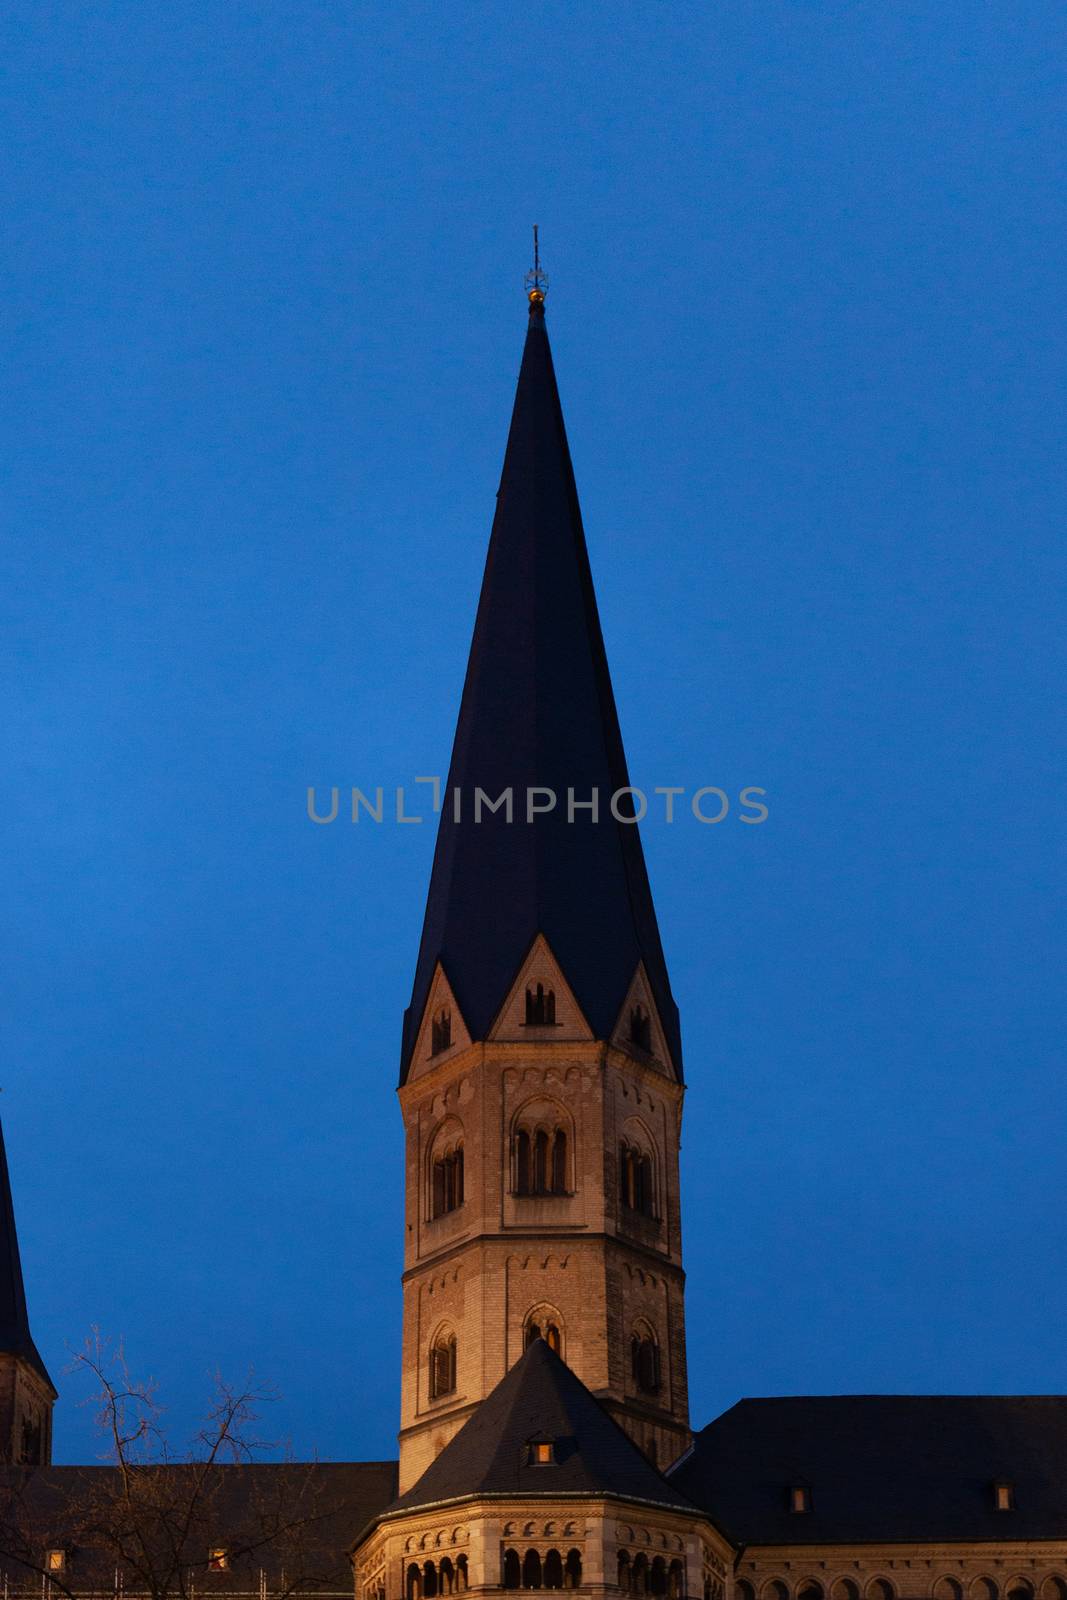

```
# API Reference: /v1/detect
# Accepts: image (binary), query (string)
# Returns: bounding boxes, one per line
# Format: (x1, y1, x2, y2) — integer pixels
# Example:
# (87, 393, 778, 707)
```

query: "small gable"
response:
(489, 935, 593, 1044)
(611, 964, 676, 1078)
(408, 965, 472, 1080)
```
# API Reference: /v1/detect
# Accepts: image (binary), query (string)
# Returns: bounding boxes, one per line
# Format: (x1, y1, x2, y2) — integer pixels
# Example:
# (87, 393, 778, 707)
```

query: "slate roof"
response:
(0, 1118, 53, 1391)
(400, 295, 681, 1081)
(0, 1461, 397, 1590)
(388, 1337, 698, 1518)
(669, 1396, 1067, 1545)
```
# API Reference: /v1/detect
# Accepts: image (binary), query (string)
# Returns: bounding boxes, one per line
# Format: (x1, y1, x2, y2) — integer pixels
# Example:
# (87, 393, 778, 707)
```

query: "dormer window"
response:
(524, 984, 556, 1026)
(431, 1007, 452, 1055)
(527, 1436, 555, 1464)
(46, 1552, 66, 1574)
(629, 1003, 652, 1051)
(789, 1485, 811, 1513)
(994, 1480, 1015, 1511)
(209, 1549, 229, 1571)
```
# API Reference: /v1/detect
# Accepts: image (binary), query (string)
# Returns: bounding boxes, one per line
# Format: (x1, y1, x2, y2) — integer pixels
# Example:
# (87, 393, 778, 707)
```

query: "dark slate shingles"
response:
(390, 1338, 697, 1515)
(669, 1395, 1067, 1544)
(399, 298, 681, 1082)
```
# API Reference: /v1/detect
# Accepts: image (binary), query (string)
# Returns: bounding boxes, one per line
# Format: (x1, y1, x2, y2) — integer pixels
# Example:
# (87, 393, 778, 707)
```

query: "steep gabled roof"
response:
(0, 1117, 53, 1392)
(400, 296, 681, 1082)
(669, 1395, 1067, 1545)
(389, 1337, 697, 1515)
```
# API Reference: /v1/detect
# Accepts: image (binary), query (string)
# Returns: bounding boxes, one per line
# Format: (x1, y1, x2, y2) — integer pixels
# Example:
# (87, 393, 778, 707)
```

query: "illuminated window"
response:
(790, 1485, 811, 1513)
(209, 1549, 229, 1571)
(528, 1437, 555, 1464)
(994, 1481, 1015, 1511)
(46, 1552, 66, 1574)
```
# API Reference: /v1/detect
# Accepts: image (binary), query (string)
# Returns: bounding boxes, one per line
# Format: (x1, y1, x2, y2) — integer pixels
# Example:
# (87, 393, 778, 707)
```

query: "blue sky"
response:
(2, 2, 1065, 1463)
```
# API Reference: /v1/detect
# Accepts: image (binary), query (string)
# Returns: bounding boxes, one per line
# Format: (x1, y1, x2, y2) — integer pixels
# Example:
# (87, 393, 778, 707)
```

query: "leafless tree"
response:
(0, 1334, 356, 1600)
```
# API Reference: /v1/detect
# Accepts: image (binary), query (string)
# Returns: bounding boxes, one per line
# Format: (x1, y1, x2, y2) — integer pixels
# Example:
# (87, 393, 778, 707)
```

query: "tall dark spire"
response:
(0, 1115, 53, 1390)
(400, 289, 681, 1080)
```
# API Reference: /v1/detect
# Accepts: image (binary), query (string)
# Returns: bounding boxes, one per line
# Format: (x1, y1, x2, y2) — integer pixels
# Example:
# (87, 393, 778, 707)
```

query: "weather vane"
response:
(524, 225, 548, 304)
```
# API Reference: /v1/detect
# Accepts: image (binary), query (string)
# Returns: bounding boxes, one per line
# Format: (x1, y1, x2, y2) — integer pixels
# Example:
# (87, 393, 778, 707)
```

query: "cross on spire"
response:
(524, 224, 548, 305)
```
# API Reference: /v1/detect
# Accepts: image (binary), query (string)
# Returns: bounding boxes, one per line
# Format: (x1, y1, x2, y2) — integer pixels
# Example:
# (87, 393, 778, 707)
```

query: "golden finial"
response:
(524, 225, 548, 307)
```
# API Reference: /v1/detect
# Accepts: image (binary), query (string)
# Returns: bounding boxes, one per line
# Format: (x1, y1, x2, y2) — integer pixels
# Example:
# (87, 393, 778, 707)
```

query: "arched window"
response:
(619, 1553, 632, 1592)
(668, 1562, 684, 1600)
(629, 1004, 652, 1051)
(736, 1582, 756, 1600)
(429, 1332, 457, 1399)
(525, 983, 556, 1025)
(619, 1141, 656, 1218)
(631, 1327, 661, 1394)
(515, 1114, 570, 1196)
(503, 1551, 521, 1591)
(565, 1552, 582, 1590)
(423, 1564, 438, 1600)
(1041, 1584, 1067, 1600)
(456, 1557, 468, 1593)
(1006, 1585, 1033, 1600)
(763, 1585, 789, 1600)
(431, 1007, 452, 1055)
(439, 1559, 455, 1596)
(545, 1551, 564, 1590)
(868, 1584, 895, 1600)
(407, 1566, 422, 1600)
(523, 1550, 543, 1590)
(833, 1584, 861, 1600)
(524, 1306, 564, 1358)
(651, 1558, 667, 1596)
(431, 1142, 464, 1218)
(633, 1556, 650, 1595)
(798, 1583, 824, 1600)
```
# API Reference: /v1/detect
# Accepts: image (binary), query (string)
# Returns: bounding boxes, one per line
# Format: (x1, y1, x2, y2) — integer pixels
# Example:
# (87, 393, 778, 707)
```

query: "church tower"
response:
(0, 1116, 55, 1465)
(397, 276, 689, 1492)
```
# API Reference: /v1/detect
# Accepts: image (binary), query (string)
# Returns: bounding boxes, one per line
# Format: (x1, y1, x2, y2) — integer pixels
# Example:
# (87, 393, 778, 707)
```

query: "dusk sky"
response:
(3, 3, 1065, 1464)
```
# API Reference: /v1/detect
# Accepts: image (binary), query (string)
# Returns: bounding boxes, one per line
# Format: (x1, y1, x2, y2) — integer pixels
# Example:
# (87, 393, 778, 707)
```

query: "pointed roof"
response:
(389, 1337, 698, 1514)
(0, 1116, 54, 1392)
(400, 296, 681, 1081)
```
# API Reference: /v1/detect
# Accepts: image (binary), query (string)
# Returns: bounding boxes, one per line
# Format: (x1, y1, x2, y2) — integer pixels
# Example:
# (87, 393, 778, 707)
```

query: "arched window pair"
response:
(617, 1553, 683, 1596)
(503, 1548, 582, 1590)
(525, 984, 556, 1025)
(431, 1006, 452, 1055)
(407, 1558, 468, 1599)
(525, 1317, 562, 1355)
(431, 1142, 464, 1218)
(620, 1142, 655, 1217)
(514, 1128, 568, 1196)
(429, 1331, 457, 1400)
(631, 1327, 661, 1394)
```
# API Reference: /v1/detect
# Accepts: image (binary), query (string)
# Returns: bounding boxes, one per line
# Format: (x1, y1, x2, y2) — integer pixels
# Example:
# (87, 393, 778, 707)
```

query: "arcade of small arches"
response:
(735, 1579, 1067, 1600)
(512, 1111, 571, 1197)
(502, 1548, 583, 1590)
(405, 1555, 469, 1598)
(617, 1552, 685, 1596)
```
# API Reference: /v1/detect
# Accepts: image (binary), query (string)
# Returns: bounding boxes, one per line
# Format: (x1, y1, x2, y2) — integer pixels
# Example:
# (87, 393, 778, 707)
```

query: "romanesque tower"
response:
(396, 278, 689, 1492)
(0, 1117, 55, 1466)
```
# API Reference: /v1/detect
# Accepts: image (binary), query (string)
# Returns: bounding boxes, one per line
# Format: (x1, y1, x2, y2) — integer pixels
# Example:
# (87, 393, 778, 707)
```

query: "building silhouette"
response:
(2, 279, 1065, 1600)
